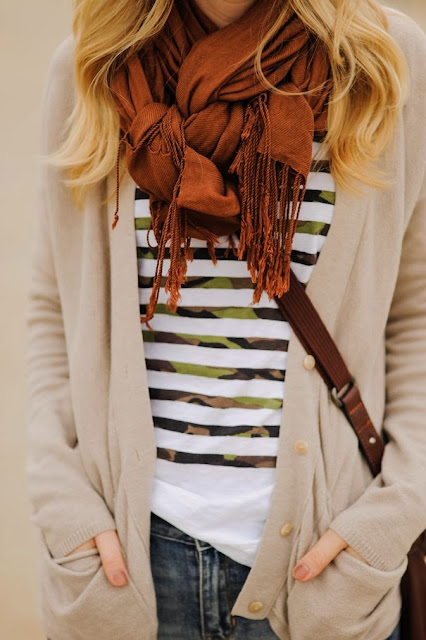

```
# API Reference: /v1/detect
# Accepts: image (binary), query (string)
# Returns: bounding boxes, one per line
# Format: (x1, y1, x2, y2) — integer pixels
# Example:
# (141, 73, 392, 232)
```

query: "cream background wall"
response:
(0, 1, 424, 638)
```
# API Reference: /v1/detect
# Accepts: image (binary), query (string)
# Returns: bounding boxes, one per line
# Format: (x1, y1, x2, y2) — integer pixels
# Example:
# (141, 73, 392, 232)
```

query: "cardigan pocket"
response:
(51, 547, 101, 572)
(36, 527, 156, 640)
(286, 544, 407, 640)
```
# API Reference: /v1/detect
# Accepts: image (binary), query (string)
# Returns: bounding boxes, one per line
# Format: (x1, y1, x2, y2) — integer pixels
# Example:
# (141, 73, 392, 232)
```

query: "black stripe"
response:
(302, 191, 334, 204)
(313, 131, 327, 143)
(152, 415, 280, 437)
(137, 239, 327, 263)
(308, 159, 330, 173)
(135, 188, 150, 200)
(141, 329, 289, 351)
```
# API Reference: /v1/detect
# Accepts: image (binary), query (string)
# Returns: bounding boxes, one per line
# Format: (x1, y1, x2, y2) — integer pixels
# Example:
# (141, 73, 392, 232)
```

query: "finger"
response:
(95, 529, 130, 588)
(293, 528, 348, 582)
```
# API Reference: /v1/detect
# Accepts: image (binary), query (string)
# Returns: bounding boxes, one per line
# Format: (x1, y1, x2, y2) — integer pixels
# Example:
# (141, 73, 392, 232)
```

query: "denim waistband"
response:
(150, 511, 211, 547)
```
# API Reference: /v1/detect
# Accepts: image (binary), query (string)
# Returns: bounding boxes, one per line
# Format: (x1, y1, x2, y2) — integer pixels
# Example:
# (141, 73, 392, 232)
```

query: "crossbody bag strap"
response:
(274, 268, 385, 478)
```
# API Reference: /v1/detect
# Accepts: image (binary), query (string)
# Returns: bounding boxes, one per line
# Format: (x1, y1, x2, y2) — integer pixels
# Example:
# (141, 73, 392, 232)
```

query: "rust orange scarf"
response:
(110, 0, 332, 325)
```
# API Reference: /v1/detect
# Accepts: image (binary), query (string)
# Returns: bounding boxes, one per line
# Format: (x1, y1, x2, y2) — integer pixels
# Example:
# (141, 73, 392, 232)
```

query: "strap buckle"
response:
(330, 379, 355, 409)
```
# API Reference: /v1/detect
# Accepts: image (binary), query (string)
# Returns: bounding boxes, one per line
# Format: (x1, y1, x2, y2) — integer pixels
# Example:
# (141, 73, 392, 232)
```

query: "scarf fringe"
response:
(141, 92, 308, 327)
(140, 166, 187, 328)
(229, 92, 307, 304)
(140, 111, 195, 327)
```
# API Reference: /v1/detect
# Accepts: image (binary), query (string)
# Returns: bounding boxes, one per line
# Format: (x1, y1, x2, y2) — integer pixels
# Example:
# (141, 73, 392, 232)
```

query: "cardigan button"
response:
(248, 601, 264, 613)
(303, 355, 316, 370)
(294, 440, 309, 455)
(280, 523, 294, 537)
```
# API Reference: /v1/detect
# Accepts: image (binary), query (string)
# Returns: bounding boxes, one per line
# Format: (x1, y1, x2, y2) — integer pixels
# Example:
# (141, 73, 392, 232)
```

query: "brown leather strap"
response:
(274, 269, 385, 477)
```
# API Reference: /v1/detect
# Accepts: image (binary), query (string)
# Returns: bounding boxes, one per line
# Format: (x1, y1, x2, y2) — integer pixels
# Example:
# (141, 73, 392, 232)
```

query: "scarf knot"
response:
(111, 0, 332, 324)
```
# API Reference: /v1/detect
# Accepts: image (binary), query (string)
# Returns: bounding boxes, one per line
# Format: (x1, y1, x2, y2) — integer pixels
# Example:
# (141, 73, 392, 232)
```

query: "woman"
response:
(25, 0, 426, 639)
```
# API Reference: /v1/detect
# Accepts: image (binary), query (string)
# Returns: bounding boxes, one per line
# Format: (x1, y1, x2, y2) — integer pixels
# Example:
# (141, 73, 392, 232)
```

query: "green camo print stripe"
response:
(153, 416, 280, 438)
(149, 387, 282, 410)
(151, 360, 286, 382)
(157, 448, 277, 468)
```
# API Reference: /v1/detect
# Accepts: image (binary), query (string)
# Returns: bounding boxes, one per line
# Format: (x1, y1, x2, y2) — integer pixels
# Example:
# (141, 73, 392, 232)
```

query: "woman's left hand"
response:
(292, 528, 370, 582)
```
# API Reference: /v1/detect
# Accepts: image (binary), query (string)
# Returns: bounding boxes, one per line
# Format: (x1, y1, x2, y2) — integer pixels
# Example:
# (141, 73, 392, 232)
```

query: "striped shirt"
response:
(135, 133, 335, 566)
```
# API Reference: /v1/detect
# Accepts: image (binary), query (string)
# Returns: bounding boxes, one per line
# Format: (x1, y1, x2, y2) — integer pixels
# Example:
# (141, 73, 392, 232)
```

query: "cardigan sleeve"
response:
(329, 164, 426, 571)
(24, 37, 117, 560)
(328, 14, 426, 572)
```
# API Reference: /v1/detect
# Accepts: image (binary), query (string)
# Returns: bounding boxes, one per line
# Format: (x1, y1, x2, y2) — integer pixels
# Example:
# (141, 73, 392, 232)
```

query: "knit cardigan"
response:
(24, 7, 426, 640)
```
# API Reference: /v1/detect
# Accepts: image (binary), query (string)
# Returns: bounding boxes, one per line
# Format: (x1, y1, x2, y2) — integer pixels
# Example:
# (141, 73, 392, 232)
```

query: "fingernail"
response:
(112, 570, 128, 586)
(293, 563, 311, 580)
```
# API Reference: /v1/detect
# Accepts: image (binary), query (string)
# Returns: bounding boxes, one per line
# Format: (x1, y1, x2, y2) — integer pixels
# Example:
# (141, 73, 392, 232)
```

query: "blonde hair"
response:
(46, 0, 410, 208)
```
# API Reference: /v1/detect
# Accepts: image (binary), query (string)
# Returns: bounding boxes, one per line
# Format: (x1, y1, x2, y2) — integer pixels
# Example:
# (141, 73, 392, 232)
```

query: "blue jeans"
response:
(150, 512, 401, 640)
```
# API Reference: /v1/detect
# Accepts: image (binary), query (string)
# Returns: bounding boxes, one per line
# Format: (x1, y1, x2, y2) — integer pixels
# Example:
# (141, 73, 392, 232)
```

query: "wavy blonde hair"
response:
(46, 0, 410, 208)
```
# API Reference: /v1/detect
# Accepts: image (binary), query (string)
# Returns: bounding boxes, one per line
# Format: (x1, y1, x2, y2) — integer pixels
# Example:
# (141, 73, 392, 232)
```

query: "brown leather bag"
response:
(275, 268, 426, 640)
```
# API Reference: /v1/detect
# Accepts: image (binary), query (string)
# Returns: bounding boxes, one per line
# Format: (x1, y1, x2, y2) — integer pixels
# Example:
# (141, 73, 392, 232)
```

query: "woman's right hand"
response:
(66, 529, 130, 588)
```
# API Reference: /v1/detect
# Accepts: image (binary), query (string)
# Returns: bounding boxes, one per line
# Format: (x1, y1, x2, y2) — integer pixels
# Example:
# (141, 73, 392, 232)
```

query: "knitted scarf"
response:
(110, 0, 332, 325)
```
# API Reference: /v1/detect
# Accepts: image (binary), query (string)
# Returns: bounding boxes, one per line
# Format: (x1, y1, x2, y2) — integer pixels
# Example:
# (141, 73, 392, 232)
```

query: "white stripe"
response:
(305, 172, 335, 191)
(147, 371, 286, 400)
(141, 314, 292, 339)
(143, 342, 287, 370)
(135, 228, 236, 249)
(155, 428, 279, 456)
(136, 228, 234, 249)
(151, 400, 283, 427)
(135, 194, 335, 222)
(291, 233, 326, 254)
(136, 199, 333, 232)
(139, 256, 253, 277)
(138, 255, 315, 282)
(297, 201, 334, 223)
(134, 199, 150, 218)
(136, 226, 327, 254)
(312, 140, 330, 161)
(139, 286, 279, 309)
(290, 261, 314, 284)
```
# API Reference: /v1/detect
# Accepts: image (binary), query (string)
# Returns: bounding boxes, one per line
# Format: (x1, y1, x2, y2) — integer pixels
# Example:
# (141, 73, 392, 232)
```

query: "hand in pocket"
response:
(293, 528, 370, 582)
(67, 529, 130, 588)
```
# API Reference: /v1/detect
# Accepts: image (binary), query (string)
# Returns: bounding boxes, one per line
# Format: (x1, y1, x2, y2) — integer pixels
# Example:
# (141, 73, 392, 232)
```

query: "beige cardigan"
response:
(25, 6, 426, 640)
